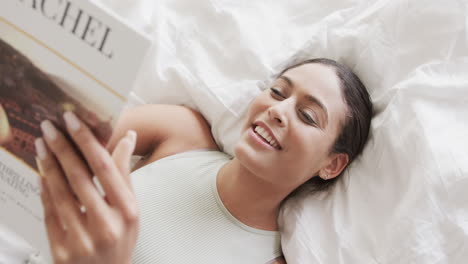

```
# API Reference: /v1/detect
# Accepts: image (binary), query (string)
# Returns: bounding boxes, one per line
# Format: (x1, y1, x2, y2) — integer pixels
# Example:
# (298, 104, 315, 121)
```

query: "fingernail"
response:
(35, 138, 47, 160)
(40, 120, 57, 140)
(127, 130, 136, 143)
(35, 156, 45, 178)
(63, 111, 80, 131)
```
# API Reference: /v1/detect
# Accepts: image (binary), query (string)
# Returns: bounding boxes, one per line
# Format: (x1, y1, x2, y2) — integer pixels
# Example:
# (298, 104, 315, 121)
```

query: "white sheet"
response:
(2, 0, 467, 263)
(123, 0, 468, 263)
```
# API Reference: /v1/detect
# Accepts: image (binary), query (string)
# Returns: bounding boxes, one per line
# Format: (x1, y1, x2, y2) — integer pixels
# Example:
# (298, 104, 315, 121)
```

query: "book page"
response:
(0, 0, 151, 262)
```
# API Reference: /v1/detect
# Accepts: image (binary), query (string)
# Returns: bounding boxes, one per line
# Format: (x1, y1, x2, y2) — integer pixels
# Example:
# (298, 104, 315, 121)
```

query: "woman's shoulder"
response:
(124, 104, 220, 168)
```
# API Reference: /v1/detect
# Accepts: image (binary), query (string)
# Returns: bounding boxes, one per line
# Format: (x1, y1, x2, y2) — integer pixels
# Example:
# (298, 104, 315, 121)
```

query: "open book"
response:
(0, 0, 151, 262)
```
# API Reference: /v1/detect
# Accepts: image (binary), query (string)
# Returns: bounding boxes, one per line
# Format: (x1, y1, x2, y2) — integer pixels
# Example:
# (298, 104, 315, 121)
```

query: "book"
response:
(0, 0, 151, 262)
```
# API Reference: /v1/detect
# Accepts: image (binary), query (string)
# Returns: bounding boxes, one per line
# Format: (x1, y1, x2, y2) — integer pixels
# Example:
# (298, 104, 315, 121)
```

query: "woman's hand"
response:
(34, 111, 138, 264)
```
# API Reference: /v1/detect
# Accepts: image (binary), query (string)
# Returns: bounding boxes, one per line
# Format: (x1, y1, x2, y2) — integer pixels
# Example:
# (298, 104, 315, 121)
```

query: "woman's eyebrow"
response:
(278, 75, 329, 126)
(278, 75, 293, 87)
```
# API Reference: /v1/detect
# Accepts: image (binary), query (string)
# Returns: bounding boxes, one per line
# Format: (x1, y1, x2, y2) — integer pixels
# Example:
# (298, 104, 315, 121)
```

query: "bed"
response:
(2, 0, 467, 263)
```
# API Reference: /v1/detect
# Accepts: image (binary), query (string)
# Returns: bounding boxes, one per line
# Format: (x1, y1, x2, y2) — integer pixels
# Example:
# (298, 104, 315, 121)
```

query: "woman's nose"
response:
(268, 102, 288, 127)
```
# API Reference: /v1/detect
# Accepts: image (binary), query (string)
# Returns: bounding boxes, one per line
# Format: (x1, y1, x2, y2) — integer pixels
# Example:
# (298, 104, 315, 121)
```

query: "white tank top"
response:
(130, 150, 282, 264)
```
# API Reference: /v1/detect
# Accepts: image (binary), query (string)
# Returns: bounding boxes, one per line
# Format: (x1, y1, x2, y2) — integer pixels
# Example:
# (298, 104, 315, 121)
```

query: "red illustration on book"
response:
(0, 38, 112, 170)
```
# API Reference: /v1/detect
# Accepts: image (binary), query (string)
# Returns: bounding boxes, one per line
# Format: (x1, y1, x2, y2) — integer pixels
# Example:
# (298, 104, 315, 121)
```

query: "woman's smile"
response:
(248, 125, 282, 151)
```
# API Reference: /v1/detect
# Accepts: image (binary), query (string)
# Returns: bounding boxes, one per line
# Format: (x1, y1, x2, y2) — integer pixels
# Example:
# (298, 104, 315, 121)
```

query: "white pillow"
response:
(276, 1, 468, 263)
(100, 0, 468, 263)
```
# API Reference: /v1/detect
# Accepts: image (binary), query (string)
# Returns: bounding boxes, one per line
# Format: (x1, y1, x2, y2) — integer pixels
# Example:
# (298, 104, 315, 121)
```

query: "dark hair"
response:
(281, 58, 373, 198)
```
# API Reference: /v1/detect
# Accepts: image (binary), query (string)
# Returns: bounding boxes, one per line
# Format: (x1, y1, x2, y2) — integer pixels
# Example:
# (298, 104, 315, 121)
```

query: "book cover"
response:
(0, 0, 151, 262)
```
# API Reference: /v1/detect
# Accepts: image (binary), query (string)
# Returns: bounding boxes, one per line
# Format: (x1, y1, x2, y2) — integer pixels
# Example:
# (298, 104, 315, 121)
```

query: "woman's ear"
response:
(319, 153, 349, 180)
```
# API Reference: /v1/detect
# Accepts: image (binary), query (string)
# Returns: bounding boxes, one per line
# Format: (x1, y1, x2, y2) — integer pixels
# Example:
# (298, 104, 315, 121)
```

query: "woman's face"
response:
(234, 63, 349, 189)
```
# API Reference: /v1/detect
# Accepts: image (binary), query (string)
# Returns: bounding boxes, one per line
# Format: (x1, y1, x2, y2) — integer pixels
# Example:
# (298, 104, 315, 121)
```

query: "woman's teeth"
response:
(254, 126, 279, 148)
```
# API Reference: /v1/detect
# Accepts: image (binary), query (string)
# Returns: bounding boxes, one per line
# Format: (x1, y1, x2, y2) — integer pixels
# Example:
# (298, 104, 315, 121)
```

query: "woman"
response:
(34, 58, 372, 263)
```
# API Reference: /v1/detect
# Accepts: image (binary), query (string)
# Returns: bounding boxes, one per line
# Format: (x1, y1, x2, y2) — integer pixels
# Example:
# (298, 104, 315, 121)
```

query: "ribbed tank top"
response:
(130, 150, 282, 264)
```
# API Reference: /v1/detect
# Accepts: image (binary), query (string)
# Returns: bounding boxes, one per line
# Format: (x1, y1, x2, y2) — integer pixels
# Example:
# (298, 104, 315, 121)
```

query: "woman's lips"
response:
(249, 125, 281, 150)
(252, 121, 282, 150)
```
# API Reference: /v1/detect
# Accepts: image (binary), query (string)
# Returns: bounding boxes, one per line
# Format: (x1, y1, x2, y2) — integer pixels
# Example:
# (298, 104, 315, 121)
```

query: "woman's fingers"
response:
(111, 130, 137, 190)
(37, 172, 65, 245)
(37, 114, 140, 263)
(39, 120, 109, 224)
(62, 112, 135, 215)
(37, 174, 72, 262)
(34, 137, 89, 243)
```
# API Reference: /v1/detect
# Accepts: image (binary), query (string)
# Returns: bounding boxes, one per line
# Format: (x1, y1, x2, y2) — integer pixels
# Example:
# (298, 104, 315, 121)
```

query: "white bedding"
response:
(2, 0, 467, 263)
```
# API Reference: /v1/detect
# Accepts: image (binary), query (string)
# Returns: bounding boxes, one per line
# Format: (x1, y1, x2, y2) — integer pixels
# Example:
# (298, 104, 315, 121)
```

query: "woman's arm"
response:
(35, 105, 218, 263)
(106, 104, 218, 159)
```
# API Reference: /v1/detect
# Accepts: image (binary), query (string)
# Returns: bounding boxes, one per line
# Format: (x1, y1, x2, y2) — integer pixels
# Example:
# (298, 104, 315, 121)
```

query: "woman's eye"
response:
(270, 88, 285, 99)
(299, 110, 317, 126)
